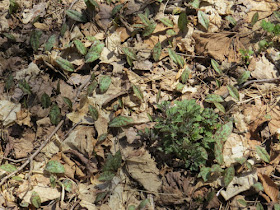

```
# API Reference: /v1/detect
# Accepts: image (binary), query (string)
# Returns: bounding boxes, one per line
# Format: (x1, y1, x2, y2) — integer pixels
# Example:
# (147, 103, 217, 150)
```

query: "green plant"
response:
(239, 49, 254, 64)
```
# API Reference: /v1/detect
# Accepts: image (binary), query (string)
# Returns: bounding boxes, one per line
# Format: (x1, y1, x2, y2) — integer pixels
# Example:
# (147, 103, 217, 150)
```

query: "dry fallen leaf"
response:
(258, 173, 278, 202)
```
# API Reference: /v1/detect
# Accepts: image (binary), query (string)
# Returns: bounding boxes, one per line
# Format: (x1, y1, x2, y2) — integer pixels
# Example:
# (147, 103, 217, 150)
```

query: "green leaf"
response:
(9, 0, 19, 14)
(166, 29, 177, 36)
(103, 150, 122, 172)
(20, 202, 29, 208)
(159, 18, 173, 27)
(132, 84, 144, 101)
(237, 199, 247, 207)
(62, 179, 72, 192)
(181, 67, 190, 84)
(109, 116, 134, 127)
(205, 94, 224, 103)
(5, 74, 14, 91)
(213, 102, 225, 113)
(30, 30, 43, 52)
(214, 122, 233, 142)
(256, 203, 264, 210)
(274, 11, 280, 21)
(0, 164, 17, 173)
(139, 199, 150, 210)
(49, 104, 61, 125)
(63, 97, 72, 110)
(45, 160, 65, 174)
(138, 14, 151, 26)
(56, 57, 75, 72)
(128, 205, 136, 210)
(45, 34, 57, 52)
(50, 174, 56, 188)
(73, 39, 87, 55)
(256, 145, 270, 163)
(30, 192, 41, 208)
(224, 166, 235, 187)
(211, 164, 223, 173)
(211, 59, 222, 74)
(112, 4, 123, 16)
(41, 93, 51, 109)
(143, 22, 156, 37)
(153, 42, 161, 61)
(19, 80, 32, 95)
(253, 182, 264, 192)
(88, 0, 99, 9)
(95, 191, 108, 203)
(60, 23, 68, 37)
(98, 171, 115, 181)
(274, 204, 280, 210)
(168, 48, 184, 68)
(190, 0, 200, 9)
(122, 47, 137, 60)
(98, 133, 108, 142)
(251, 12, 259, 26)
(99, 75, 111, 94)
(66, 10, 87, 22)
(178, 12, 188, 31)
(87, 80, 98, 95)
(214, 141, 224, 165)
(198, 166, 211, 181)
(11, 176, 23, 181)
(198, 11, 209, 30)
(237, 71, 250, 85)
(88, 105, 99, 121)
(225, 15, 236, 26)
(176, 83, 184, 92)
(85, 42, 104, 63)
(227, 85, 240, 101)
(3, 33, 16, 42)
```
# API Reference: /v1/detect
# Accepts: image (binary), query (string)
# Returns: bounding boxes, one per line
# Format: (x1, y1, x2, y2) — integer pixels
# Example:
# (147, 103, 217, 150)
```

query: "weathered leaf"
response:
(153, 42, 161, 61)
(45, 34, 57, 52)
(227, 85, 240, 101)
(112, 4, 123, 16)
(19, 80, 32, 95)
(256, 146, 270, 163)
(143, 22, 156, 37)
(214, 102, 225, 113)
(122, 47, 137, 60)
(109, 116, 133, 127)
(88, 105, 99, 121)
(41, 93, 51, 109)
(45, 160, 65, 174)
(73, 39, 87, 55)
(224, 166, 235, 187)
(0, 164, 17, 173)
(132, 84, 144, 101)
(251, 12, 259, 26)
(99, 75, 111, 94)
(56, 57, 75, 72)
(225, 15, 236, 26)
(30, 192, 41, 208)
(198, 11, 209, 30)
(211, 59, 222, 74)
(237, 71, 250, 85)
(205, 94, 224, 103)
(49, 104, 61, 125)
(66, 10, 87, 22)
(178, 12, 188, 31)
(30, 30, 42, 52)
(63, 97, 72, 110)
(214, 122, 233, 142)
(181, 67, 190, 84)
(85, 42, 104, 63)
(159, 18, 173, 27)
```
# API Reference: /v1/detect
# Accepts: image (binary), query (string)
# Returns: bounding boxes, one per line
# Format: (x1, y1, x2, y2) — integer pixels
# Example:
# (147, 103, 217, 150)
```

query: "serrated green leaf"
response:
(41, 93, 51, 109)
(45, 34, 57, 52)
(5, 74, 14, 91)
(211, 59, 222, 74)
(85, 42, 104, 63)
(45, 160, 65, 174)
(56, 57, 74, 72)
(9, 0, 19, 14)
(3, 33, 16, 42)
(159, 18, 173, 27)
(109, 116, 133, 127)
(112, 4, 123, 16)
(224, 166, 235, 187)
(143, 22, 156, 37)
(253, 182, 264, 192)
(153, 42, 161, 61)
(178, 12, 188, 31)
(166, 29, 177, 36)
(73, 39, 87, 55)
(0, 164, 17, 173)
(198, 11, 209, 30)
(198, 166, 211, 182)
(132, 84, 144, 101)
(251, 12, 259, 26)
(30, 30, 42, 52)
(63, 97, 72, 110)
(256, 145, 270, 163)
(225, 15, 236, 26)
(19, 80, 32, 95)
(66, 10, 87, 22)
(99, 75, 111, 94)
(122, 47, 137, 60)
(256, 203, 264, 210)
(227, 85, 240, 101)
(138, 14, 151, 26)
(205, 94, 224, 103)
(237, 71, 250, 85)
(88, 105, 99, 121)
(30, 192, 41, 208)
(237, 199, 247, 207)
(190, 0, 200, 9)
(139, 199, 150, 210)
(49, 104, 61, 125)
(213, 102, 225, 113)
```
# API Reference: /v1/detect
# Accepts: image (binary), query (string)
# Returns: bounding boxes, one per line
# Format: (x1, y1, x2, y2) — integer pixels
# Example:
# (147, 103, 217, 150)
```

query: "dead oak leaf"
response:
(258, 173, 278, 202)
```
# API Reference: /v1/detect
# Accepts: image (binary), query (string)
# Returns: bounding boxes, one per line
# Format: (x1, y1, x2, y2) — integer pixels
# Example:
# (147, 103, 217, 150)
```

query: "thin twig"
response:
(0, 120, 64, 187)
(241, 78, 280, 88)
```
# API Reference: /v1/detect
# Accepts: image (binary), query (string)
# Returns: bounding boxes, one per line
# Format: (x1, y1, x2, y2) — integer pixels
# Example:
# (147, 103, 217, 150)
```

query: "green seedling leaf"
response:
(128, 205, 136, 210)
(178, 12, 188, 31)
(41, 93, 51, 109)
(253, 182, 264, 192)
(159, 18, 173, 27)
(237, 71, 250, 85)
(176, 82, 184, 92)
(88, 0, 99, 9)
(9, 0, 19, 14)
(60, 23, 68, 37)
(85, 42, 104, 63)
(45, 34, 57, 52)
(261, 20, 275, 33)
(88, 105, 99, 121)
(181, 67, 190, 84)
(45, 160, 65, 174)
(143, 22, 156, 37)
(211, 59, 222, 74)
(214, 102, 225, 113)
(49, 104, 61, 125)
(3, 33, 16, 42)
(139, 199, 150, 210)
(190, 0, 200, 9)
(224, 166, 235, 187)
(98, 171, 115, 181)
(112, 4, 123, 16)
(256, 203, 264, 210)
(73, 39, 87, 55)
(109, 116, 133, 127)
(153, 42, 161, 61)
(214, 122, 233, 142)
(214, 141, 224, 165)
(251, 12, 259, 26)
(138, 14, 151, 26)
(99, 75, 111, 94)
(237, 199, 247, 207)
(30, 30, 42, 52)
(256, 145, 270, 163)
(62, 179, 72, 192)
(259, 39, 268, 49)
(205, 94, 224, 103)
(30, 192, 41, 208)
(198, 11, 209, 30)
(56, 57, 75, 72)
(132, 84, 144, 101)
(225, 15, 236, 26)
(0, 164, 17, 173)
(5, 74, 14, 91)
(50, 175, 56, 188)
(66, 10, 87, 22)
(63, 97, 72, 110)
(19, 80, 32, 95)
(103, 150, 122, 172)
(122, 47, 137, 60)
(166, 29, 177, 36)
(87, 80, 98, 95)
(198, 166, 211, 182)
(227, 85, 240, 101)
